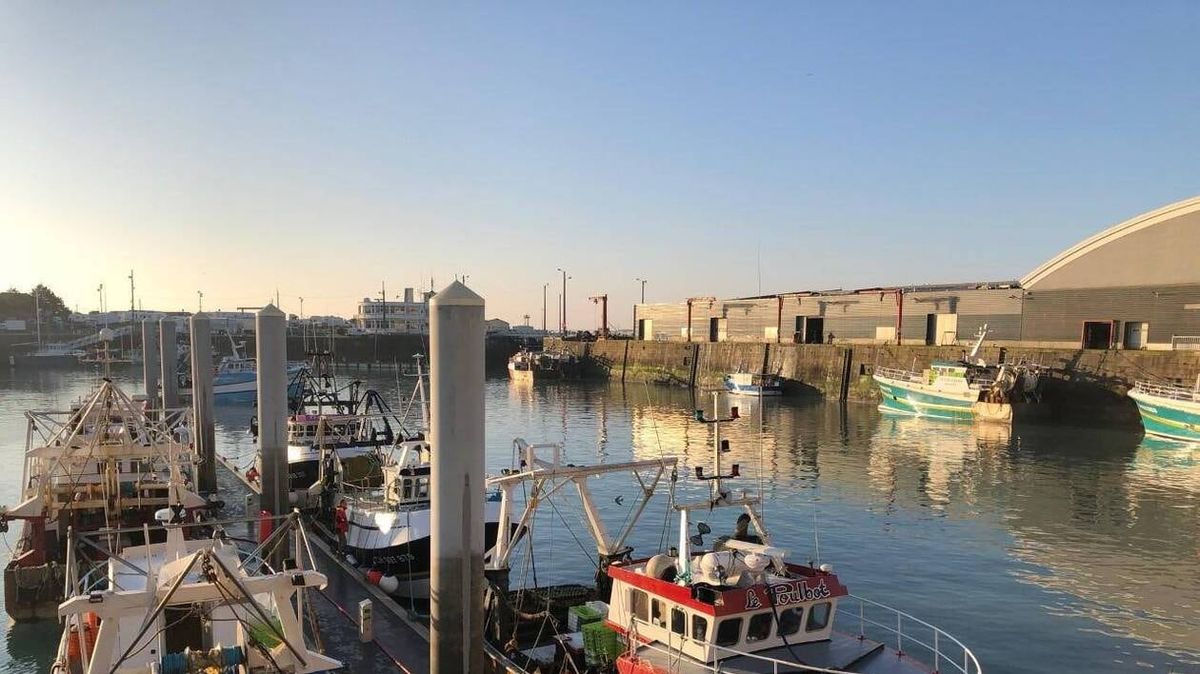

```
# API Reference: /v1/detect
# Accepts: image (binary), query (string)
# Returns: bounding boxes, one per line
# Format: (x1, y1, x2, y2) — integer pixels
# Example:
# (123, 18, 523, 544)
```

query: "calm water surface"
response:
(1, 366, 1198, 674)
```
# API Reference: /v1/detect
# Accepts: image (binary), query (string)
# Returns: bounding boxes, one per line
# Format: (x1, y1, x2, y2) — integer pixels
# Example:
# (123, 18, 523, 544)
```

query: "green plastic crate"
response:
(582, 621, 622, 666)
(568, 603, 604, 631)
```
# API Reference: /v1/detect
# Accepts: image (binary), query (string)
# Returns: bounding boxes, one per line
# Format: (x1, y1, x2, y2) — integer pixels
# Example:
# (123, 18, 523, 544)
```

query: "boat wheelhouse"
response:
(724, 371, 784, 397)
(1128, 379, 1200, 443)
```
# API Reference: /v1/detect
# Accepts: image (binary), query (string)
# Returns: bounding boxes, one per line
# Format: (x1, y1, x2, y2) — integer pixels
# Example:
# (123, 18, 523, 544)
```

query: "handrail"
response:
(840, 594, 983, 674)
(873, 366, 924, 383)
(1132, 380, 1200, 403)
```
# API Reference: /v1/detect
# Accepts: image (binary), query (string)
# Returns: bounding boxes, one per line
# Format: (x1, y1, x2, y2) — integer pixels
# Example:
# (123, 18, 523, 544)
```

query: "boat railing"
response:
(1132, 380, 1200, 403)
(873, 366, 923, 383)
(839, 593, 983, 674)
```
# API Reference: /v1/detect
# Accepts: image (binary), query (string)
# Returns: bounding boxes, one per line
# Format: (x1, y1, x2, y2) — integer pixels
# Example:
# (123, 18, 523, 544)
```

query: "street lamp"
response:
(635, 278, 647, 304)
(197, 290, 204, 313)
(556, 268, 570, 334)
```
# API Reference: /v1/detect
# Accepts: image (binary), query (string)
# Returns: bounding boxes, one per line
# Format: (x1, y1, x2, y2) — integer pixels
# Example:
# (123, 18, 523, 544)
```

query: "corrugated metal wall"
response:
(1019, 284, 1200, 344)
(636, 287, 1023, 343)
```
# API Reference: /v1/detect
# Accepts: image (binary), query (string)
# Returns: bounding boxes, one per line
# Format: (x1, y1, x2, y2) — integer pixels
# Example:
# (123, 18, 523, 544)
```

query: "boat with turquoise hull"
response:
(1128, 380, 1200, 443)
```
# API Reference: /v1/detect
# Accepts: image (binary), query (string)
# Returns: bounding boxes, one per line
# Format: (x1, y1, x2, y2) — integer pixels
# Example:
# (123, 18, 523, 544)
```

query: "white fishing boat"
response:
(0, 380, 204, 622)
(724, 371, 784, 396)
(52, 512, 339, 674)
(212, 336, 307, 400)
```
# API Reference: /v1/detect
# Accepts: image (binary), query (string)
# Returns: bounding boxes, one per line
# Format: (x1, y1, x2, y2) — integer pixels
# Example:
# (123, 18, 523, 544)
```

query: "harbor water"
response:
(1, 366, 1198, 674)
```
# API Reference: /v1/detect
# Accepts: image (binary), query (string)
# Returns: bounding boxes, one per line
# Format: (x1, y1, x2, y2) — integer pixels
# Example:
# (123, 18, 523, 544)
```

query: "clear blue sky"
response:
(2, 2, 1197, 328)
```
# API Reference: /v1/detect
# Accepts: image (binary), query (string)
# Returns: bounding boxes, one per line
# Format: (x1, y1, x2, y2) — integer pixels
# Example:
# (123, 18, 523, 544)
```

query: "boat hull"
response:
(873, 376, 975, 420)
(4, 560, 63, 622)
(1129, 389, 1200, 442)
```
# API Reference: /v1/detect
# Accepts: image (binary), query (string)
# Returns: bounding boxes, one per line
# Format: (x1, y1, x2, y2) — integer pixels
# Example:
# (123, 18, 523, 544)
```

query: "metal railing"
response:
(839, 594, 982, 674)
(619, 594, 982, 674)
(873, 366, 924, 383)
(1133, 380, 1200, 403)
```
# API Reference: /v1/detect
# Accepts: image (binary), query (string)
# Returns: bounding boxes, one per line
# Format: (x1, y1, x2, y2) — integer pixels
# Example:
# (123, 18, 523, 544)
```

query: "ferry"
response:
(0, 380, 205, 621)
(872, 326, 1040, 423)
(53, 511, 339, 674)
(724, 371, 784, 396)
(1128, 379, 1200, 443)
(508, 349, 579, 381)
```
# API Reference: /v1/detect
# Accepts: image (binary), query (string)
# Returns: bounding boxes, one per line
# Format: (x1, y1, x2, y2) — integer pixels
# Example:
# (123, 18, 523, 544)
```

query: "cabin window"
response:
(777, 608, 802, 636)
(746, 612, 773, 642)
(651, 599, 666, 628)
(806, 602, 831, 631)
(691, 615, 708, 641)
(402, 479, 413, 500)
(416, 478, 429, 499)
(630, 589, 649, 623)
(670, 608, 685, 635)
(715, 618, 742, 647)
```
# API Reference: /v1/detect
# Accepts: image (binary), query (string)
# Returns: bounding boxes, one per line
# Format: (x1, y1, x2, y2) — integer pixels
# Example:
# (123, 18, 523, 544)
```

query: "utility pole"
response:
(129, 270, 135, 323)
(589, 295, 609, 338)
(197, 290, 204, 313)
(636, 278, 647, 304)
(34, 286, 41, 347)
(542, 283, 548, 332)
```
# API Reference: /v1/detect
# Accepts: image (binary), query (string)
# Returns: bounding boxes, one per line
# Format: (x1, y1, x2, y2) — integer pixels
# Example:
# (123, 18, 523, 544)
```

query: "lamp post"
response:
(542, 283, 548, 333)
(197, 290, 204, 313)
(636, 278, 647, 304)
(556, 268, 569, 334)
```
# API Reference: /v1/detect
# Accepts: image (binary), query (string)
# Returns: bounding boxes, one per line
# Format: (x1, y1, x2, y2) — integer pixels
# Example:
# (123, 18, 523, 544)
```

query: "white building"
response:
(354, 288, 430, 334)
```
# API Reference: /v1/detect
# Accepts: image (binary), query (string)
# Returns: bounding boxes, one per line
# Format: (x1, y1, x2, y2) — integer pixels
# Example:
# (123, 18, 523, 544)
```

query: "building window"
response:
(806, 602, 831, 631)
(777, 608, 802, 636)
(691, 615, 708, 641)
(630, 589, 648, 623)
(746, 612, 773, 642)
(670, 608, 685, 635)
(715, 618, 742, 647)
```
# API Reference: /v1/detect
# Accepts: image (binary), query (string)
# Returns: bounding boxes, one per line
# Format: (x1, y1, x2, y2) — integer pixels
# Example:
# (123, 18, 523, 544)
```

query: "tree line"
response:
(0, 285, 71, 322)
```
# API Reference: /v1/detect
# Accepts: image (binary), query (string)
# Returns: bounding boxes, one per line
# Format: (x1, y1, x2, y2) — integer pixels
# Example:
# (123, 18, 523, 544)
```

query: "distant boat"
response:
(1128, 379, 1200, 443)
(11, 343, 85, 367)
(211, 336, 306, 399)
(872, 325, 1042, 424)
(723, 371, 784, 396)
(507, 349, 579, 381)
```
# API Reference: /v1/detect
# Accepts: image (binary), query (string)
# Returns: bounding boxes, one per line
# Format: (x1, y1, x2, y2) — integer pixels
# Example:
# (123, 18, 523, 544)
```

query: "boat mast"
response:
(967, 323, 989, 365)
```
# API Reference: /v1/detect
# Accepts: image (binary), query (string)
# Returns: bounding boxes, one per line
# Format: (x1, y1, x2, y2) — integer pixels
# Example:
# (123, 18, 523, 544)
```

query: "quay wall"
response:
(547, 339, 1200, 427)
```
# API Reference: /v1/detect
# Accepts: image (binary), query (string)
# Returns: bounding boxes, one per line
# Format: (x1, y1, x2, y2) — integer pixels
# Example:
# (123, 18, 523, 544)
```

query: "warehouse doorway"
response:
(1081, 321, 1114, 349)
(709, 317, 727, 342)
(925, 313, 958, 346)
(793, 316, 824, 344)
(1123, 321, 1148, 349)
(637, 318, 653, 341)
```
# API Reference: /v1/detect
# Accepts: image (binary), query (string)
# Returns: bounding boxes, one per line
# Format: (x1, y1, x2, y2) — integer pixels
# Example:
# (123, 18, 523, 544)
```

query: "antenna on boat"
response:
(968, 324, 989, 366)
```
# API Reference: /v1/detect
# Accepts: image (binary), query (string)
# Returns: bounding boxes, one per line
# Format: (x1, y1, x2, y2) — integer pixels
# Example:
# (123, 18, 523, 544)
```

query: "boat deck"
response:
(631, 632, 933, 674)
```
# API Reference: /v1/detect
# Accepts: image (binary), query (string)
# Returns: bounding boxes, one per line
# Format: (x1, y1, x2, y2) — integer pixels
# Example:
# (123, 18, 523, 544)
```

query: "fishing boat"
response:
(1128, 379, 1200, 443)
(724, 371, 784, 396)
(212, 336, 307, 400)
(339, 439, 509, 598)
(52, 511, 339, 674)
(12, 342, 87, 367)
(872, 326, 1041, 423)
(485, 393, 983, 674)
(0, 380, 205, 621)
(508, 349, 580, 381)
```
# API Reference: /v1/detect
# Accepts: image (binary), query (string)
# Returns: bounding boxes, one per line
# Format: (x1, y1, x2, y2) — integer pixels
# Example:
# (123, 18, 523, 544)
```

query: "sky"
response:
(1, 2, 1197, 329)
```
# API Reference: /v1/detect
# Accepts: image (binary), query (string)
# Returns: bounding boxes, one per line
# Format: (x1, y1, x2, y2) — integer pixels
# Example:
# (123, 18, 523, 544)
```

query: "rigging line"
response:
(546, 498, 599, 571)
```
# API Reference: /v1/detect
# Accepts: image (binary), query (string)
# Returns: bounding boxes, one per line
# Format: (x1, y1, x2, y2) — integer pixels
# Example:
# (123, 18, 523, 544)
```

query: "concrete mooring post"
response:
(160, 319, 179, 409)
(429, 281, 486, 674)
(141, 320, 160, 408)
(190, 313, 216, 494)
(256, 305, 288, 522)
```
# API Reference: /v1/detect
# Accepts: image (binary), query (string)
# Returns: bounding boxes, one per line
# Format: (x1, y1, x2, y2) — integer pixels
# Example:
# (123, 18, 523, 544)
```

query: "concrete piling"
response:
(141, 320, 160, 407)
(190, 313, 216, 494)
(256, 304, 288, 521)
(160, 319, 179, 408)
(428, 281, 486, 674)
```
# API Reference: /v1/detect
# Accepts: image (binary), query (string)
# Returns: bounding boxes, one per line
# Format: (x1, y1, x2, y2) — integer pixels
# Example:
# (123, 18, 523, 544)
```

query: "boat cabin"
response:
(383, 441, 432, 506)
(606, 542, 847, 663)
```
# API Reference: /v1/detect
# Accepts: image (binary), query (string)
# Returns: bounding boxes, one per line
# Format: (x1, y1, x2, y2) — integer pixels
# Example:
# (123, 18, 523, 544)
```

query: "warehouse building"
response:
(634, 195, 1200, 350)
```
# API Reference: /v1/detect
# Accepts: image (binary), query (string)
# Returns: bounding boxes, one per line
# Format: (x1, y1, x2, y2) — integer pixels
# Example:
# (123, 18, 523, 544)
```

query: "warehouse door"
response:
(1123, 321, 1148, 349)
(793, 316, 825, 343)
(637, 319, 653, 341)
(1082, 321, 1114, 349)
(709, 317, 727, 342)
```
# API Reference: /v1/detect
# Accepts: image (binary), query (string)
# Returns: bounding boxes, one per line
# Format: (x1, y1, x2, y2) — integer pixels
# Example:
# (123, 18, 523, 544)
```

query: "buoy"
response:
(378, 575, 400, 594)
(366, 569, 383, 585)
